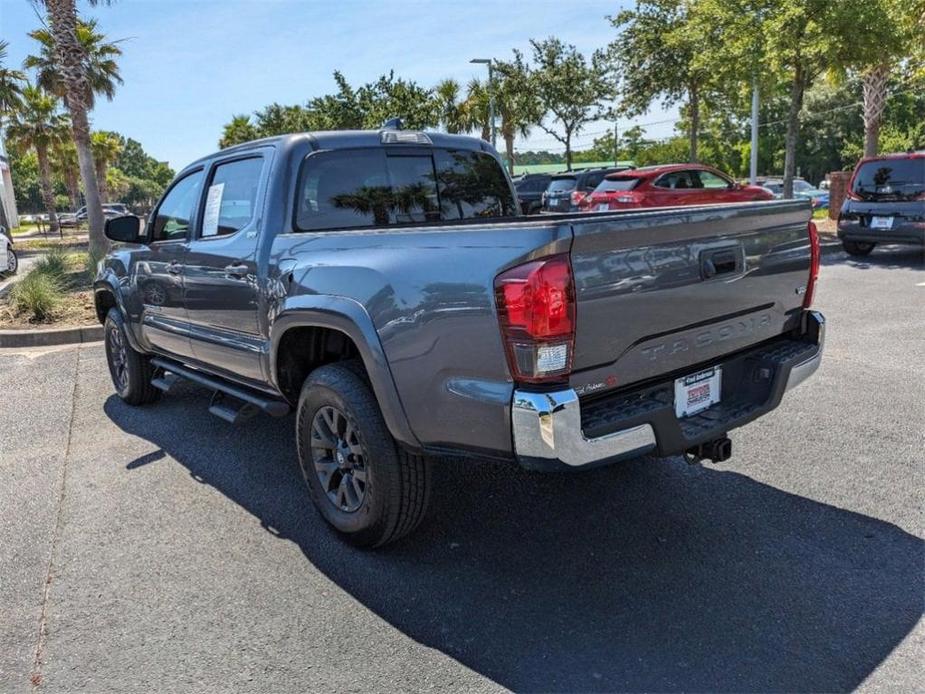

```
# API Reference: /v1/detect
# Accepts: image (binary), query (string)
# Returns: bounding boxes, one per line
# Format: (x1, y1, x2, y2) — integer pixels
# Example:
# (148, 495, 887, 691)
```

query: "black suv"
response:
(541, 166, 632, 213)
(838, 152, 925, 256)
(513, 173, 551, 215)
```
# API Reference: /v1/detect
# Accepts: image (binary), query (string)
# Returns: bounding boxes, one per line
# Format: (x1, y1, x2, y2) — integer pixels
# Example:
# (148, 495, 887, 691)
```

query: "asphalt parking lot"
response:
(1, 245, 923, 693)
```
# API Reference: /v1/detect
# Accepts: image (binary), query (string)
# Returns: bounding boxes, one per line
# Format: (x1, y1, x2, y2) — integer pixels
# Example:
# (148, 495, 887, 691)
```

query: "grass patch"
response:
(1, 249, 96, 327)
(8, 272, 61, 321)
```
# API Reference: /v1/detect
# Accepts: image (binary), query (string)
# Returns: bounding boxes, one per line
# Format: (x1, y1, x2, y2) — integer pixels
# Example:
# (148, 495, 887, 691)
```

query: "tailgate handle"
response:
(701, 249, 740, 279)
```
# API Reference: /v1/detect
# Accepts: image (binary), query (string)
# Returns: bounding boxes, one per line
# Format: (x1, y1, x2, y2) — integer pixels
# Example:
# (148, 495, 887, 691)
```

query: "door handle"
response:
(223, 262, 249, 279)
(700, 248, 741, 280)
(166, 261, 181, 275)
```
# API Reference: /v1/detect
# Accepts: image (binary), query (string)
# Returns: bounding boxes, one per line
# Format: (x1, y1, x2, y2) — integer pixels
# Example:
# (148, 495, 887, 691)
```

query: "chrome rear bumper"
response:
(511, 311, 825, 469)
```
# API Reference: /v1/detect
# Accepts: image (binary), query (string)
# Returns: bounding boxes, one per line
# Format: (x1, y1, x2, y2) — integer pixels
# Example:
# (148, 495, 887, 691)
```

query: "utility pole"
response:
(750, 79, 759, 184)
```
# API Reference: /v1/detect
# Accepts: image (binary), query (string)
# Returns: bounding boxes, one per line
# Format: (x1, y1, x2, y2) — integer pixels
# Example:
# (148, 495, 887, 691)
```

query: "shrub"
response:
(33, 248, 70, 278)
(9, 271, 61, 321)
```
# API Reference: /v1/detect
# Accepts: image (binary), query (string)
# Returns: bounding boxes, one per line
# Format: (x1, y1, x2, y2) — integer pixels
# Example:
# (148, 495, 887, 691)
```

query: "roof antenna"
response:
(381, 117, 403, 130)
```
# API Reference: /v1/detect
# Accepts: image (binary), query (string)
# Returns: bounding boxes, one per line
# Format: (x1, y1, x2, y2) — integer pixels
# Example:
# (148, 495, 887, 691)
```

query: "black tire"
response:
(843, 240, 875, 256)
(5, 248, 17, 275)
(103, 308, 161, 406)
(296, 363, 430, 548)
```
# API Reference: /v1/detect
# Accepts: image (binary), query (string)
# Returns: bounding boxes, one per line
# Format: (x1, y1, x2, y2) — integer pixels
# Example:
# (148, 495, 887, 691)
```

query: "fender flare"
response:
(269, 295, 420, 451)
(93, 274, 145, 353)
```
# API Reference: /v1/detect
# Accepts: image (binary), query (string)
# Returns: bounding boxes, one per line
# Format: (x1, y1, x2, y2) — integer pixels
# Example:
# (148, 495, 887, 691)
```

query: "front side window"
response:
(151, 170, 204, 242)
(697, 170, 731, 189)
(202, 157, 263, 237)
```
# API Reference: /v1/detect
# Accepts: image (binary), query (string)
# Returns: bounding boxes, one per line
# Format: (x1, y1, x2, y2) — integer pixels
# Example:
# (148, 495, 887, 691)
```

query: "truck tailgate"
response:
(568, 200, 812, 394)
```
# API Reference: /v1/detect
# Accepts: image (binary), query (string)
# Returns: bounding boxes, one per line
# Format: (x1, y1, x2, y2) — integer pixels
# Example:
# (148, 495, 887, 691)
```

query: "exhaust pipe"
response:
(684, 436, 732, 465)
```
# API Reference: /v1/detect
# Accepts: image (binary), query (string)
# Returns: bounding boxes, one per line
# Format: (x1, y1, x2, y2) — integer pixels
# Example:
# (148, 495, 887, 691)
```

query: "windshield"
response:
(852, 158, 925, 199)
(595, 177, 640, 192)
(792, 180, 814, 193)
(547, 177, 577, 192)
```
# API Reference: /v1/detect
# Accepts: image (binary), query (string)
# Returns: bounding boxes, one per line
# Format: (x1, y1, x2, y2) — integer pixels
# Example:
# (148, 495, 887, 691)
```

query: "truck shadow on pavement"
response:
(106, 391, 923, 693)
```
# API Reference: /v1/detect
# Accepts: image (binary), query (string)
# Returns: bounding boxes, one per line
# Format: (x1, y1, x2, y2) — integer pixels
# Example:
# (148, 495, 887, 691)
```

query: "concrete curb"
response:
(0, 324, 103, 348)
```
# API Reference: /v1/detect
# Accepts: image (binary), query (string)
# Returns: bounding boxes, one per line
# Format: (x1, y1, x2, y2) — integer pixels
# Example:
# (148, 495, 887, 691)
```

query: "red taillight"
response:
(495, 254, 576, 384)
(570, 190, 587, 207)
(804, 221, 820, 308)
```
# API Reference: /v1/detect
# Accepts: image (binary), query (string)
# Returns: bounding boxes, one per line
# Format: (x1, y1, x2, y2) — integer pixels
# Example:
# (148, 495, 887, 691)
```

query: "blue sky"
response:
(1, 0, 677, 169)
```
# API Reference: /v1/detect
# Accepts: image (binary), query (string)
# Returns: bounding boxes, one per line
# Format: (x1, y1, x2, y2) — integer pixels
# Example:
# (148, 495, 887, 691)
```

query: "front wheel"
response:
(843, 240, 875, 256)
(296, 363, 430, 547)
(103, 308, 161, 405)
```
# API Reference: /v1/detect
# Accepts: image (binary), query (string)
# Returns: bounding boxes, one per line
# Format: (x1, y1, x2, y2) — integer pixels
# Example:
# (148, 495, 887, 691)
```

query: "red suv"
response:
(580, 164, 774, 211)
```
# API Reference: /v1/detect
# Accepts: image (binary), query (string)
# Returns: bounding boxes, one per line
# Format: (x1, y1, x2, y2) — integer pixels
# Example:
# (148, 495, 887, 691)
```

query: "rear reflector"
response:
(495, 254, 576, 383)
(804, 221, 820, 308)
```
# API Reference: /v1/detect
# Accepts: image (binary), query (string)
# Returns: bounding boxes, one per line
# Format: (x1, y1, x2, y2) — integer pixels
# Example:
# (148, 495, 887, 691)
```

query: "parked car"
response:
(582, 164, 774, 211)
(541, 166, 632, 212)
(0, 230, 17, 276)
(58, 212, 80, 227)
(513, 173, 551, 215)
(94, 128, 823, 547)
(75, 204, 128, 222)
(755, 178, 828, 208)
(837, 151, 925, 256)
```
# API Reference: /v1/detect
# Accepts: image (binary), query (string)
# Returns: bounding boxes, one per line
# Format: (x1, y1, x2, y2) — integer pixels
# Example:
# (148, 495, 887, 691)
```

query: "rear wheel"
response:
(296, 363, 430, 547)
(843, 240, 875, 256)
(103, 308, 161, 405)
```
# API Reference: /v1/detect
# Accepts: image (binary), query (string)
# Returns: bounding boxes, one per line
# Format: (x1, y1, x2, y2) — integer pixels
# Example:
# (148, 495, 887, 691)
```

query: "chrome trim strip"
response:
(785, 311, 825, 392)
(511, 389, 656, 467)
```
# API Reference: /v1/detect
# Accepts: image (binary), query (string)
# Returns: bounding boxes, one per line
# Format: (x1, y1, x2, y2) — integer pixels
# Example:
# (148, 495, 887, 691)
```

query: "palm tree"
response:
(0, 40, 27, 230)
(24, 18, 124, 104)
(34, 1, 122, 258)
(494, 56, 543, 175)
(6, 85, 70, 236)
(465, 79, 491, 143)
(51, 138, 81, 208)
(219, 115, 259, 149)
(90, 130, 122, 201)
(434, 79, 470, 134)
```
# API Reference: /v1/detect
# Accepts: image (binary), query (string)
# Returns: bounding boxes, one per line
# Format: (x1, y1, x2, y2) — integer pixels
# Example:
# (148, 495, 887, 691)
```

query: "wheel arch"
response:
(270, 296, 420, 450)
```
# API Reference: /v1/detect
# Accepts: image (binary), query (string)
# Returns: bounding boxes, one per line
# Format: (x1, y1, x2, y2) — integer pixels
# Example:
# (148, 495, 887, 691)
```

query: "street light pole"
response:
(470, 58, 496, 149)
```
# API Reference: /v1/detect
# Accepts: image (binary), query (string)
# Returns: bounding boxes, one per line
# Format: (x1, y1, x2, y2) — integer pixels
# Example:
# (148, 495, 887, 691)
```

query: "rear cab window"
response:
(295, 147, 515, 231)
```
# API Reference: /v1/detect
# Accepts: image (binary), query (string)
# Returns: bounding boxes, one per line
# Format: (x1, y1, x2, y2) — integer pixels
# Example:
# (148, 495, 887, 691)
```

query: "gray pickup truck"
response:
(95, 128, 824, 547)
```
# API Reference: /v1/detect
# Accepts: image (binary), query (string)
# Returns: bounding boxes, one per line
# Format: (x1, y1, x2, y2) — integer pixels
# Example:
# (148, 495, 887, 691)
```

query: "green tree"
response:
(493, 51, 544, 174)
(464, 79, 491, 142)
(530, 37, 615, 170)
(35, 1, 121, 257)
(6, 85, 70, 235)
(90, 130, 122, 201)
(219, 114, 259, 148)
(610, 0, 714, 163)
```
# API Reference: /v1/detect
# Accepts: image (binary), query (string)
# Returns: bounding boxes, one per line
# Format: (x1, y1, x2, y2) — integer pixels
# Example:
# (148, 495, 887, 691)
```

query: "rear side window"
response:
(295, 148, 515, 231)
(434, 149, 516, 220)
(596, 177, 640, 192)
(655, 171, 698, 190)
(852, 158, 925, 196)
(202, 157, 263, 237)
(548, 177, 576, 192)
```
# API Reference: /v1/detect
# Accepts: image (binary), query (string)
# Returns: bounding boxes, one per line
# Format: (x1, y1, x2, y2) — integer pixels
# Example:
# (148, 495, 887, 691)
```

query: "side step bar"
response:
(150, 357, 290, 418)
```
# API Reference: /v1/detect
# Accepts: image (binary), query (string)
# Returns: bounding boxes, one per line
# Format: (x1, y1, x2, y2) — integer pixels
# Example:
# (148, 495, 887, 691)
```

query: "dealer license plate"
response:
(870, 216, 894, 229)
(674, 366, 722, 418)
(597, 203, 610, 211)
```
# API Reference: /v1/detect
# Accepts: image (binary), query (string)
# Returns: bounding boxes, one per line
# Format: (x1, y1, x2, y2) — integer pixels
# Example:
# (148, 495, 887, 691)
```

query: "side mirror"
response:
(104, 215, 142, 243)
